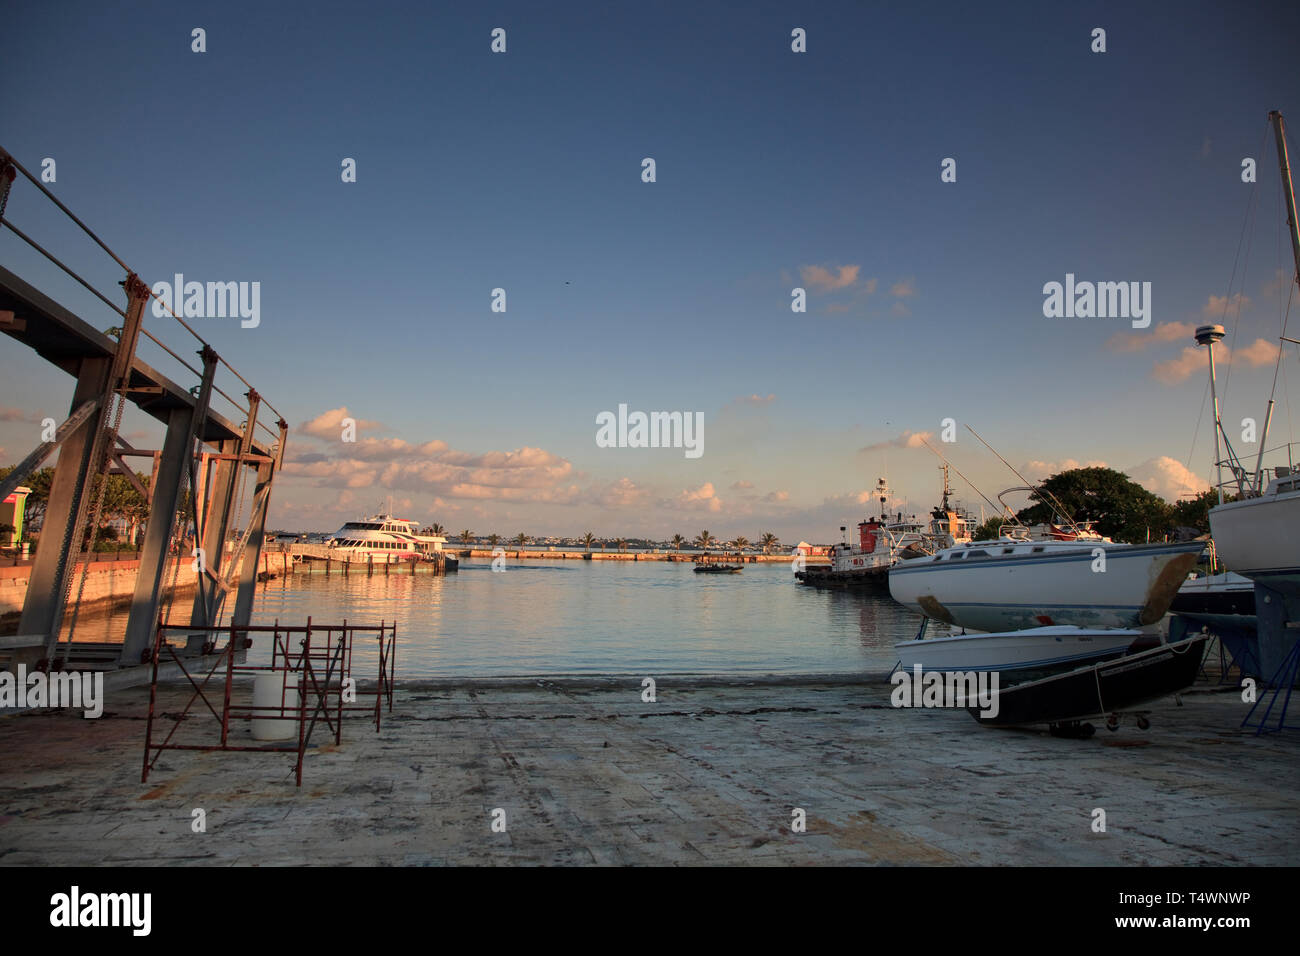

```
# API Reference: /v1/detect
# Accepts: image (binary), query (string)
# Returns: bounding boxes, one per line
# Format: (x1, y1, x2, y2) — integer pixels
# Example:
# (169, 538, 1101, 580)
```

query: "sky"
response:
(2, 0, 1298, 542)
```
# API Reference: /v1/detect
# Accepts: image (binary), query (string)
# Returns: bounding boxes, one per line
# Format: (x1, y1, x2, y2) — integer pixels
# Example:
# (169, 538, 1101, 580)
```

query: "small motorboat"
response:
(968, 635, 1208, 732)
(694, 564, 742, 574)
(894, 625, 1156, 675)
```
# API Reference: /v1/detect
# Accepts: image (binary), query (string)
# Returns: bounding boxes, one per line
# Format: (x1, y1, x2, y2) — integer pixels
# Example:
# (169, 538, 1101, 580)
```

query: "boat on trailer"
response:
(967, 635, 1209, 733)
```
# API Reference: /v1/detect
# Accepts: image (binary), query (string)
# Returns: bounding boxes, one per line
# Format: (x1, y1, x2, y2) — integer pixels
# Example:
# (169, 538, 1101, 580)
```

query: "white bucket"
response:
(251, 671, 300, 740)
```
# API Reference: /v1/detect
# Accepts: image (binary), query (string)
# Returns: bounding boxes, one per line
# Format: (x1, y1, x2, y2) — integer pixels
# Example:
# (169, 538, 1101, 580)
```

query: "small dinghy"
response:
(694, 564, 742, 574)
(968, 635, 1208, 733)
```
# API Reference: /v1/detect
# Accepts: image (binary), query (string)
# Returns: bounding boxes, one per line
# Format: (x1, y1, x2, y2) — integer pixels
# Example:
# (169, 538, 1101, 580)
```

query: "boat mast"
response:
(1254, 111, 1300, 490)
(1271, 110, 1300, 302)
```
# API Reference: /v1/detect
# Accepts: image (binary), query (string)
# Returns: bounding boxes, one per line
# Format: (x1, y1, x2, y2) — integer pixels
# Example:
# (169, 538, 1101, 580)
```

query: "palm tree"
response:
(696, 530, 714, 551)
(460, 530, 473, 546)
(429, 522, 446, 536)
(582, 531, 596, 552)
(617, 537, 628, 552)
(759, 532, 778, 554)
(733, 535, 749, 555)
(488, 533, 500, 550)
(671, 534, 686, 552)
(515, 532, 527, 553)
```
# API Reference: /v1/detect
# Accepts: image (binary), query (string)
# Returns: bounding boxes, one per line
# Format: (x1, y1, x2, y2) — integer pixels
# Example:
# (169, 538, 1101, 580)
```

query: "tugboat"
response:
(795, 468, 976, 588)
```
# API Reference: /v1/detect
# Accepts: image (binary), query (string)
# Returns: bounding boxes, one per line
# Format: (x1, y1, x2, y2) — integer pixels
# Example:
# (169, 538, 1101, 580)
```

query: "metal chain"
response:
(160, 455, 193, 627)
(60, 390, 127, 663)
(0, 162, 16, 222)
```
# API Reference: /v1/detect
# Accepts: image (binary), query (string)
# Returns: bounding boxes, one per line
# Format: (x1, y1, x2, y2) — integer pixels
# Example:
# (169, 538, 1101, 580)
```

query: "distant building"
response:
(793, 540, 830, 556)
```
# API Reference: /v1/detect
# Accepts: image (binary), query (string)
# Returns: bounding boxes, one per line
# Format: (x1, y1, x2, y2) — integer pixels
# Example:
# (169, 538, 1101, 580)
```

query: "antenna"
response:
(919, 437, 1002, 517)
(964, 425, 1087, 536)
(1196, 324, 1228, 504)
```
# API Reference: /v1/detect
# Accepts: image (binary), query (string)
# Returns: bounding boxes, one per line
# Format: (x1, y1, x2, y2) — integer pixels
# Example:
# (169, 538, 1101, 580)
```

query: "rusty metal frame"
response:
(142, 617, 396, 787)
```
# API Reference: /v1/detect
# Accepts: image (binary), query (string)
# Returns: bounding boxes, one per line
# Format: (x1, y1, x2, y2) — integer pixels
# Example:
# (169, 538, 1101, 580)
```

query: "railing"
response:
(1212, 440, 1299, 498)
(0, 145, 284, 441)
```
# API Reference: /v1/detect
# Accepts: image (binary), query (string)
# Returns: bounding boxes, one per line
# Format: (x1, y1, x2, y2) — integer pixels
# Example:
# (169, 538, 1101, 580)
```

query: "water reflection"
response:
(60, 559, 929, 677)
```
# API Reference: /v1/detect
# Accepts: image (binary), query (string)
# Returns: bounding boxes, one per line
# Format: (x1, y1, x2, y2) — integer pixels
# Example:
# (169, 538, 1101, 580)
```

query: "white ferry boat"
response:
(325, 513, 457, 567)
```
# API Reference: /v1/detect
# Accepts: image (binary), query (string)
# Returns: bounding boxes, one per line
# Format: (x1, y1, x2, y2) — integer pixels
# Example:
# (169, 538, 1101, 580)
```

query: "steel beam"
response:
(14, 357, 111, 666)
(120, 346, 218, 664)
(231, 461, 274, 630)
(0, 399, 99, 503)
(190, 440, 238, 630)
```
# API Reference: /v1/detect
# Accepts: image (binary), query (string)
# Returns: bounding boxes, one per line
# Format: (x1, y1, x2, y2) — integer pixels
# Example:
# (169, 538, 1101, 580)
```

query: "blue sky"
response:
(2, 0, 1298, 540)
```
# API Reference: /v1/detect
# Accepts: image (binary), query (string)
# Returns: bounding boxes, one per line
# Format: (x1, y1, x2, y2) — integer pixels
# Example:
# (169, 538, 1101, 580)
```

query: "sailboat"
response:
(1193, 110, 1300, 684)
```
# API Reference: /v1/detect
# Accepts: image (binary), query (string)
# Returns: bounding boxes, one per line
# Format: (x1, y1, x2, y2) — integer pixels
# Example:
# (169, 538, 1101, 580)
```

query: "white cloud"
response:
(1203, 292, 1250, 318)
(1106, 321, 1197, 353)
(1125, 457, 1209, 502)
(300, 406, 384, 440)
(1019, 459, 1108, 484)
(799, 264, 861, 292)
(860, 430, 933, 453)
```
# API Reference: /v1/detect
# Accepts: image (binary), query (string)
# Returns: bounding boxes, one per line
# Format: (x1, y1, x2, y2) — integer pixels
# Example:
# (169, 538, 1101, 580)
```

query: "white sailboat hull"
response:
(894, 626, 1150, 673)
(888, 541, 1204, 632)
(1209, 488, 1300, 596)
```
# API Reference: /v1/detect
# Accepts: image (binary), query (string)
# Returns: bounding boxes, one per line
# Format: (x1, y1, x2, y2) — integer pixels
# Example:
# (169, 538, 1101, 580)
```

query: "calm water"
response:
(234, 558, 936, 678)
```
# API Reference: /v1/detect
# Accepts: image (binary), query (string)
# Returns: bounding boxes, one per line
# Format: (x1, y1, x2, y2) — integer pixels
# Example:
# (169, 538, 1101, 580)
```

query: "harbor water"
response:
(238, 557, 932, 677)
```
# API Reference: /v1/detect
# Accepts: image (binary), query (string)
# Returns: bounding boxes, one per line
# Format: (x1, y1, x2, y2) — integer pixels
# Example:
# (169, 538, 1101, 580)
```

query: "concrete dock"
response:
(0, 677, 1296, 866)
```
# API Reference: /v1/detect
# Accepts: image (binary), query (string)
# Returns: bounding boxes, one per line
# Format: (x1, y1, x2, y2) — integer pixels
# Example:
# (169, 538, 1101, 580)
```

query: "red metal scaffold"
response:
(142, 617, 396, 786)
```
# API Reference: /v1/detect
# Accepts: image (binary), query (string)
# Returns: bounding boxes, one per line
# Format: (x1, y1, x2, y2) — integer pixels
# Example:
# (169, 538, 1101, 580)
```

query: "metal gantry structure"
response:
(0, 145, 287, 675)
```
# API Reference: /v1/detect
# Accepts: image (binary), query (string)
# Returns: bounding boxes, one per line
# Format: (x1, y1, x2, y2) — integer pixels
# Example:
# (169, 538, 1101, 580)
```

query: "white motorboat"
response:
(894, 625, 1153, 674)
(325, 512, 458, 567)
(888, 534, 1205, 631)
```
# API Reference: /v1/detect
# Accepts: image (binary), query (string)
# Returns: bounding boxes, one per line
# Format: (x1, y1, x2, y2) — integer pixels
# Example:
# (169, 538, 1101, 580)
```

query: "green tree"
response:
(460, 529, 473, 545)
(582, 531, 596, 552)
(972, 516, 1007, 542)
(759, 531, 778, 554)
(696, 530, 714, 550)
(671, 533, 686, 552)
(515, 532, 527, 551)
(488, 533, 500, 549)
(733, 535, 749, 552)
(1169, 489, 1224, 536)
(1016, 467, 1173, 543)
